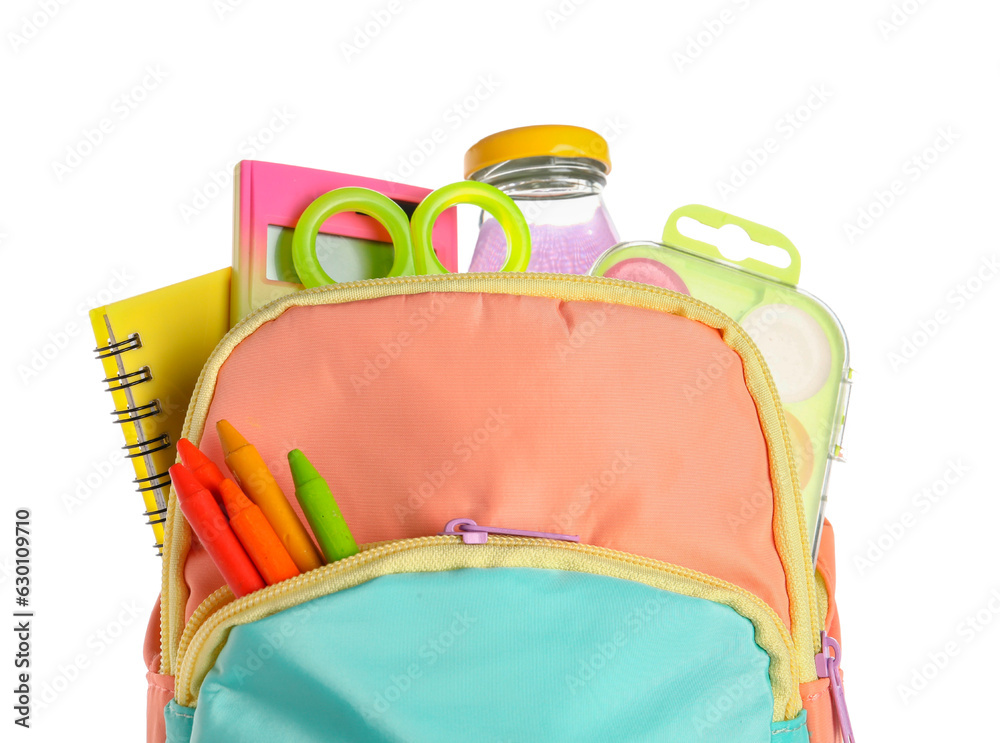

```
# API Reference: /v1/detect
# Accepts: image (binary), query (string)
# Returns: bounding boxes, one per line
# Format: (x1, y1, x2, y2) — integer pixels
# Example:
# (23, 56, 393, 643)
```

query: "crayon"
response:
(219, 479, 300, 586)
(169, 464, 265, 598)
(216, 420, 323, 573)
(288, 449, 359, 564)
(177, 438, 226, 501)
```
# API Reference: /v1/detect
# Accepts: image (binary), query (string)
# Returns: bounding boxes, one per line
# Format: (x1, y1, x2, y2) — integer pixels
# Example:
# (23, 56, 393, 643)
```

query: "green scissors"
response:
(291, 181, 531, 288)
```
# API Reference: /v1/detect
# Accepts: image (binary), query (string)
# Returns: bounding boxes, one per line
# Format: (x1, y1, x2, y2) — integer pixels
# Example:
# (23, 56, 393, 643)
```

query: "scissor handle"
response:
(291, 187, 414, 289)
(410, 181, 531, 275)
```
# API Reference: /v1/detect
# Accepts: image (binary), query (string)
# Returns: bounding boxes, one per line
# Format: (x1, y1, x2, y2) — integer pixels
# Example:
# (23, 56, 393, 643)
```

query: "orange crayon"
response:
(177, 438, 226, 501)
(169, 464, 264, 598)
(220, 479, 300, 586)
(216, 419, 322, 573)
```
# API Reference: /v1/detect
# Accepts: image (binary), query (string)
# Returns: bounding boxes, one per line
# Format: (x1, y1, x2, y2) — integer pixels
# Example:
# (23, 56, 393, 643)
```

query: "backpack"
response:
(143, 272, 852, 742)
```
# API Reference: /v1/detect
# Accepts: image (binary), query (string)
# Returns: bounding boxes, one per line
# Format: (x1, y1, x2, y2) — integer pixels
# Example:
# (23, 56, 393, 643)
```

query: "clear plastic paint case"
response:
(591, 205, 851, 561)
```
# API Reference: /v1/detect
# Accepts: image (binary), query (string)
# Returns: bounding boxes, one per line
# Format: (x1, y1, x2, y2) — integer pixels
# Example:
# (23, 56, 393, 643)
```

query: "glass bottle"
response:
(465, 125, 619, 275)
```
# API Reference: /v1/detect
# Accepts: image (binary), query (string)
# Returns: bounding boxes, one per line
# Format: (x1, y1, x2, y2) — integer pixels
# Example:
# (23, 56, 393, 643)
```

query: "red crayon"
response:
(170, 464, 265, 598)
(177, 438, 226, 501)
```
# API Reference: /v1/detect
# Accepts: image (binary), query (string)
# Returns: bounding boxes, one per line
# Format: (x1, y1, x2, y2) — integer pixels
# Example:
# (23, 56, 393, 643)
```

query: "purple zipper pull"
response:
(440, 518, 579, 545)
(815, 632, 855, 743)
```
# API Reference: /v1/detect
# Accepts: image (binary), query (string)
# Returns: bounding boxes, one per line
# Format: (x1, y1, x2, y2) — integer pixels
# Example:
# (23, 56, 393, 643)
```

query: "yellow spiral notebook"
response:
(89, 268, 231, 555)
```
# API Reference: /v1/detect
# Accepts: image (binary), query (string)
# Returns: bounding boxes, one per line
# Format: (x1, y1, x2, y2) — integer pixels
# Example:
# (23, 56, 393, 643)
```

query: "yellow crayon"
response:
(216, 420, 322, 573)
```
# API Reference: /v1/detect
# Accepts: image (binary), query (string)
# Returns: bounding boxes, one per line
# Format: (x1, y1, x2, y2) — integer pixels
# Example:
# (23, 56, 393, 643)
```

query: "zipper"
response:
(174, 530, 801, 723)
(175, 585, 235, 667)
(160, 273, 821, 677)
(815, 632, 855, 743)
(440, 517, 580, 543)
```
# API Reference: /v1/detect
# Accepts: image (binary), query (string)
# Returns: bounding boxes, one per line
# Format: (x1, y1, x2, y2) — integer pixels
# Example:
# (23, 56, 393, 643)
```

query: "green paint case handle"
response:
(410, 181, 531, 275)
(662, 204, 801, 285)
(292, 187, 415, 289)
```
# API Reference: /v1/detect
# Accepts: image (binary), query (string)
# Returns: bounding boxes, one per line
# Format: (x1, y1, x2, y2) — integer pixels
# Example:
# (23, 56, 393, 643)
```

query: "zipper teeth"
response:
(161, 272, 820, 674)
(740, 338, 820, 654)
(176, 535, 797, 708)
(175, 585, 235, 663)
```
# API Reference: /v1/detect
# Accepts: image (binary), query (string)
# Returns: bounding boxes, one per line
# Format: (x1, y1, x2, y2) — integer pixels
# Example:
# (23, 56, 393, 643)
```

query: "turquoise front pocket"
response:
(171, 566, 807, 742)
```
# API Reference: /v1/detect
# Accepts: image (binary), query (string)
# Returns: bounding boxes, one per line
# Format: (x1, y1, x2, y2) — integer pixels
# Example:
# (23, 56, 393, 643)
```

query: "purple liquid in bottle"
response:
(469, 202, 619, 275)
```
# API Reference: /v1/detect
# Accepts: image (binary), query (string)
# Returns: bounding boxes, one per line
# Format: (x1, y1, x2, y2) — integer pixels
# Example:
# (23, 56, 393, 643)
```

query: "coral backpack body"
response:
(144, 274, 850, 742)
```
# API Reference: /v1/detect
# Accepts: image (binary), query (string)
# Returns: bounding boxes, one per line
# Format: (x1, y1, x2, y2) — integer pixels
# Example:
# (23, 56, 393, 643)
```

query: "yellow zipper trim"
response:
(175, 536, 800, 722)
(175, 585, 234, 667)
(815, 570, 830, 631)
(160, 273, 819, 679)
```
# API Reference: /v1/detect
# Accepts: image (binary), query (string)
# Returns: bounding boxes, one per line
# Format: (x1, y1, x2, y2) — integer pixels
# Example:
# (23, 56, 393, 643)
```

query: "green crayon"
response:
(287, 449, 359, 563)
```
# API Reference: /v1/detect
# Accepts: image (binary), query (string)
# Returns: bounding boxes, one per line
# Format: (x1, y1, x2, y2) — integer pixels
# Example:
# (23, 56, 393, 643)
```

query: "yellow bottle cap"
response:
(464, 125, 612, 179)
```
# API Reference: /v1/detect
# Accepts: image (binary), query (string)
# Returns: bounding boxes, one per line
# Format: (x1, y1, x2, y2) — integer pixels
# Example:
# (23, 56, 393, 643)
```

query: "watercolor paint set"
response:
(592, 204, 852, 560)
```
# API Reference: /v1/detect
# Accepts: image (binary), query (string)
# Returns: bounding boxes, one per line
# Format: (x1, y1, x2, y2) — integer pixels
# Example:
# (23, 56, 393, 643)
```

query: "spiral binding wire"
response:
(95, 332, 141, 359)
(137, 473, 171, 557)
(123, 433, 171, 458)
(95, 331, 170, 557)
(102, 366, 152, 391)
(134, 471, 172, 492)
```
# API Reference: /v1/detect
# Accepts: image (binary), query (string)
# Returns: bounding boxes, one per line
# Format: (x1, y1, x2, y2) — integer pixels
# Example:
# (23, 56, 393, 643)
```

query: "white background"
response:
(2, 0, 999, 740)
